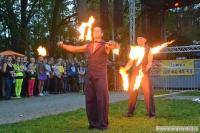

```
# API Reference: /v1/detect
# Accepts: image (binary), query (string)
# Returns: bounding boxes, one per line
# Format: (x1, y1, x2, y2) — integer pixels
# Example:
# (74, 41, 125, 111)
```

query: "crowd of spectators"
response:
(0, 55, 86, 100)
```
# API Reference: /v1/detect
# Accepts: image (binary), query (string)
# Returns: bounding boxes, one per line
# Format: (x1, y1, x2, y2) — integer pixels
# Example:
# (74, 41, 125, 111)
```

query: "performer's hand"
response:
(57, 41, 63, 47)
(107, 40, 120, 49)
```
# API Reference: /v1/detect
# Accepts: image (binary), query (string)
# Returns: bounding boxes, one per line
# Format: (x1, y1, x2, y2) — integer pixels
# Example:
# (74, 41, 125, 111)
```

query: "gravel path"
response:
(0, 92, 129, 125)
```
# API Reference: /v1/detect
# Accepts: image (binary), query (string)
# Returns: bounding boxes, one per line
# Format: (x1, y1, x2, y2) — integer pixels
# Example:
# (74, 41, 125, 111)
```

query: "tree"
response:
(0, 0, 41, 52)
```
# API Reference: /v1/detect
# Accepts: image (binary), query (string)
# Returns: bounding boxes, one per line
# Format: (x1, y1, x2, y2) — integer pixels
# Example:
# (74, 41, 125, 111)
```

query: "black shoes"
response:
(88, 125, 95, 129)
(88, 125, 108, 130)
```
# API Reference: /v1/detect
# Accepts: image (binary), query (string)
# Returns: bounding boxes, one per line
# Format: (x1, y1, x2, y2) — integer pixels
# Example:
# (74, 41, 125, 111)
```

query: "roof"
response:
(0, 50, 25, 57)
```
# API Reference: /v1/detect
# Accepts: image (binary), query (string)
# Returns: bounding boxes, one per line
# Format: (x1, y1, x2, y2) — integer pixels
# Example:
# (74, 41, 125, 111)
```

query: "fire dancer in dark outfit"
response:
(124, 36, 156, 118)
(57, 26, 119, 130)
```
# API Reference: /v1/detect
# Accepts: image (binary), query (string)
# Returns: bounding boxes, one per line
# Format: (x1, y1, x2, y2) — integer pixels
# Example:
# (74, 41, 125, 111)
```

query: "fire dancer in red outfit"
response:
(57, 26, 119, 130)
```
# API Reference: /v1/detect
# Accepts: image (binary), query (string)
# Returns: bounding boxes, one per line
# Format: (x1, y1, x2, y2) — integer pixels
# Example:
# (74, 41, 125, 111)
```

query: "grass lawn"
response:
(0, 97, 199, 133)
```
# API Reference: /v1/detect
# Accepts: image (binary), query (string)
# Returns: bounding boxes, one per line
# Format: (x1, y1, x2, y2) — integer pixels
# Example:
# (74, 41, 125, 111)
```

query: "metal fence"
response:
(151, 59, 200, 90)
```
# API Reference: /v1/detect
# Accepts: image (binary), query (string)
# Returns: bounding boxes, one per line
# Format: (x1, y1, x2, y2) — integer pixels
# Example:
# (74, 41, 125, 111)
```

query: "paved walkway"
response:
(0, 92, 129, 125)
(165, 95, 200, 100)
(0, 91, 193, 125)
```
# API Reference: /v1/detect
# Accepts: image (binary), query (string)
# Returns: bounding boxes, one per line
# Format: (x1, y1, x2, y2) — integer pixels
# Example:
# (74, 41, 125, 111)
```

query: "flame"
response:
(37, 46, 47, 56)
(119, 67, 129, 91)
(120, 40, 174, 92)
(78, 23, 87, 40)
(133, 68, 144, 91)
(86, 16, 95, 41)
(78, 16, 95, 41)
(113, 48, 120, 55)
(119, 46, 145, 91)
(150, 40, 175, 54)
(129, 46, 145, 66)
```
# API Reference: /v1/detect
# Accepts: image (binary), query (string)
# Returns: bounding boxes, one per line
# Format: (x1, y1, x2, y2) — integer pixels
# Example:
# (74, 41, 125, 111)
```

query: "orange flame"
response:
(129, 46, 145, 66)
(133, 68, 144, 91)
(120, 46, 145, 91)
(37, 46, 47, 56)
(150, 40, 175, 54)
(78, 23, 87, 40)
(119, 67, 129, 91)
(78, 16, 95, 41)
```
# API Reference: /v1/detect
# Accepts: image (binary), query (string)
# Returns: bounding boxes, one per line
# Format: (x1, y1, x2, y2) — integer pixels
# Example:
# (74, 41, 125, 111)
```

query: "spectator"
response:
(13, 57, 24, 98)
(0, 55, 5, 98)
(37, 56, 47, 96)
(2, 56, 14, 100)
(27, 57, 36, 97)
(48, 57, 55, 93)
(21, 56, 28, 97)
(53, 58, 64, 93)
(78, 62, 86, 93)
(44, 58, 51, 95)
(68, 60, 79, 92)
(63, 62, 68, 92)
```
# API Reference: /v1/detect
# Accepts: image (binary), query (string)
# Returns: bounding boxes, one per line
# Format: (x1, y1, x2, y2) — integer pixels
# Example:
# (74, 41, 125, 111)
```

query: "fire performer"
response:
(57, 26, 119, 130)
(124, 36, 155, 118)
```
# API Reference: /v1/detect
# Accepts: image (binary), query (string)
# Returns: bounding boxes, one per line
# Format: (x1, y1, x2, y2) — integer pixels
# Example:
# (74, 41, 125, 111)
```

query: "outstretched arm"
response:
(57, 41, 87, 53)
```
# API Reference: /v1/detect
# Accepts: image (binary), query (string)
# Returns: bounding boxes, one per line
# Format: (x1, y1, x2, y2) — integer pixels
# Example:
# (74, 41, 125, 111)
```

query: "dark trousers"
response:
(128, 69, 155, 117)
(3, 77, 13, 100)
(63, 77, 69, 92)
(49, 77, 54, 93)
(21, 76, 28, 97)
(68, 75, 78, 92)
(0, 76, 3, 98)
(85, 74, 109, 128)
(54, 77, 63, 93)
(44, 76, 50, 92)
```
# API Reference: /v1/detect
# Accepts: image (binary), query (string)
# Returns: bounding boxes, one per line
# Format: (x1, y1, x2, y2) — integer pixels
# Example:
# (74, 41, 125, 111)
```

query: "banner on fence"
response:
(151, 59, 194, 76)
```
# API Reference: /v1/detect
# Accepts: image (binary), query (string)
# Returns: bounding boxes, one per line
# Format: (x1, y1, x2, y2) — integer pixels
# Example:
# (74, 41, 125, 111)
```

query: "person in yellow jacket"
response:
(13, 57, 24, 98)
(52, 58, 64, 93)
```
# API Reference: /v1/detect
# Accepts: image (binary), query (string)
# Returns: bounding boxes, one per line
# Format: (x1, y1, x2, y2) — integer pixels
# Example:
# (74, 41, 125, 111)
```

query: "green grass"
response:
(178, 91, 200, 96)
(0, 98, 199, 133)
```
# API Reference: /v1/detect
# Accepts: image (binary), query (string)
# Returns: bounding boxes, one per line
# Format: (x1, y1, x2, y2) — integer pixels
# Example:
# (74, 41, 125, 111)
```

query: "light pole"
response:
(129, 0, 136, 45)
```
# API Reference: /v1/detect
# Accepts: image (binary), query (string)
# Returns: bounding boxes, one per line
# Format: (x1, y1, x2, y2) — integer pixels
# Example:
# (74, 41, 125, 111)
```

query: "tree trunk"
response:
(113, 0, 123, 29)
(100, 0, 109, 30)
(20, 0, 28, 52)
(5, 0, 20, 51)
(49, 0, 63, 56)
(77, 0, 88, 23)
